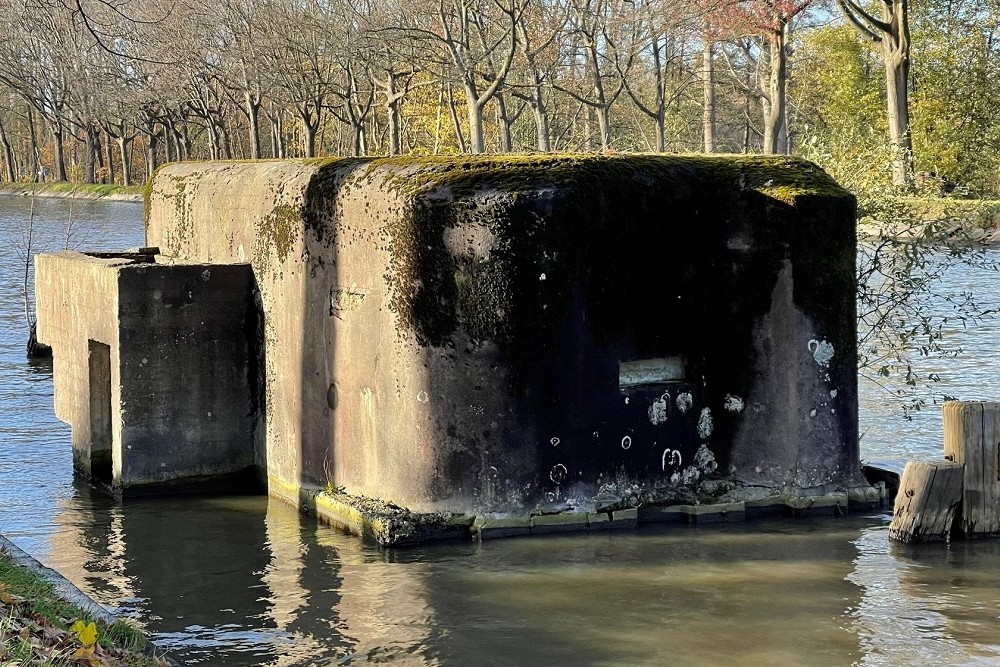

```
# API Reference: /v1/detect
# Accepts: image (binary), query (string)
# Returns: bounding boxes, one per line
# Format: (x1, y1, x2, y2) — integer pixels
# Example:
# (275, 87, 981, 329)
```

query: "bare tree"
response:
(835, 0, 913, 187)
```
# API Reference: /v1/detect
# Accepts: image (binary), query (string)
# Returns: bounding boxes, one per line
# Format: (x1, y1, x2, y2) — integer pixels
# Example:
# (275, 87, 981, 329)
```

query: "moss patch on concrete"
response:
(304, 155, 853, 349)
(254, 202, 301, 268)
(311, 153, 849, 202)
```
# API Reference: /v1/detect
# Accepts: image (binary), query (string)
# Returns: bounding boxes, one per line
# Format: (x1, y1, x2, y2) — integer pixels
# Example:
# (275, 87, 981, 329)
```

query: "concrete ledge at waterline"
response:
(785, 492, 849, 517)
(474, 515, 532, 540)
(274, 477, 888, 546)
(0, 534, 178, 665)
(270, 480, 476, 546)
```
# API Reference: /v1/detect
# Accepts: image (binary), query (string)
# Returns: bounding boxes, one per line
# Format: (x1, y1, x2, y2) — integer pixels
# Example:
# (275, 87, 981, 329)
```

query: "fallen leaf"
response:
(72, 645, 97, 662)
(0, 590, 23, 606)
(70, 620, 98, 647)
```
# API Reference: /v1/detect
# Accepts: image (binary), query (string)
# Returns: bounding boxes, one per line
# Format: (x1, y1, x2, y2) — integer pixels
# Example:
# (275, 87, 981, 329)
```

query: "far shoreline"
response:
(0, 182, 143, 203)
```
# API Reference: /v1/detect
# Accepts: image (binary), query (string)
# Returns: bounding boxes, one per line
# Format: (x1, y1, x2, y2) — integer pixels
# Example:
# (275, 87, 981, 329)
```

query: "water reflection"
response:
(47, 490, 883, 666)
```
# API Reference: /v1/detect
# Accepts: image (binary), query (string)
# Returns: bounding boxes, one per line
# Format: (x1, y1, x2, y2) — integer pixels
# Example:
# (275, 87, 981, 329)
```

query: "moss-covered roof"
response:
(304, 153, 853, 205)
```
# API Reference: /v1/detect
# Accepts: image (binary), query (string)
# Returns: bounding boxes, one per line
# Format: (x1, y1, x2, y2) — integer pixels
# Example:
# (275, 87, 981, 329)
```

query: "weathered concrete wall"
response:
(116, 261, 257, 487)
(35, 251, 256, 492)
(36, 252, 125, 478)
(145, 155, 864, 514)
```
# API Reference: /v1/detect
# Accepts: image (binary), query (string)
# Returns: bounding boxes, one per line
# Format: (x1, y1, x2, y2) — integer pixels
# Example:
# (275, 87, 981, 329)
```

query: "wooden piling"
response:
(888, 461, 964, 543)
(944, 401, 1000, 537)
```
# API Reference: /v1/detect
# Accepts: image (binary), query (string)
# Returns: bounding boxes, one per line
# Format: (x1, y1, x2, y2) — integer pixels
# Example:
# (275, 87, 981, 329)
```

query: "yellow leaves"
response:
(0, 581, 23, 606)
(72, 643, 104, 666)
(71, 619, 99, 647)
(69, 619, 106, 666)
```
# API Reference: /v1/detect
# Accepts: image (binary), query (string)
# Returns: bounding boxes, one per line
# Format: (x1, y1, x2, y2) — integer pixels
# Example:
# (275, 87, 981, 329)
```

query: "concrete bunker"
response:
(35, 249, 258, 494)
(37, 155, 876, 542)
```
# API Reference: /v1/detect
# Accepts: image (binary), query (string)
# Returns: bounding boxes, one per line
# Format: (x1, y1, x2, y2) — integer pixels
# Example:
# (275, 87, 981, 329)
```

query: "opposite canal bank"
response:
(0, 183, 142, 203)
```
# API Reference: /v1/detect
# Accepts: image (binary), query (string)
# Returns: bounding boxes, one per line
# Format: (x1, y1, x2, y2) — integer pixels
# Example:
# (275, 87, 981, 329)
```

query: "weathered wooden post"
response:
(888, 460, 963, 542)
(944, 401, 1000, 537)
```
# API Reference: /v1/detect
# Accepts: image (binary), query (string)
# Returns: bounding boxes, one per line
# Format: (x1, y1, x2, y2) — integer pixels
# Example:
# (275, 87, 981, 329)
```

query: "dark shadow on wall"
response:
(285, 157, 859, 514)
(296, 160, 370, 496)
(407, 161, 840, 510)
(246, 272, 268, 482)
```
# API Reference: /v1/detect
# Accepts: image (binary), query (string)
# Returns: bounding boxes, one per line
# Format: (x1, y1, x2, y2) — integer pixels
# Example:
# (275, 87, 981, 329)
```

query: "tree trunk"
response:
(51, 121, 67, 182)
(220, 120, 233, 159)
(743, 77, 752, 153)
(164, 124, 176, 163)
(434, 83, 444, 154)
(529, 70, 551, 151)
(27, 108, 40, 182)
(271, 114, 286, 158)
(388, 101, 402, 156)
(84, 124, 98, 184)
(146, 132, 160, 181)
(651, 37, 666, 153)
(246, 93, 262, 160)
(702, 39, 716, 153)
(352, 120, 366, 157)
(495, 93, 512, 153)
(762, 28, 786, 155)
(104, 131, 115, 184)
(302, 118, 317, 158)
(586, 41, 612, 151)
(836, 0, 913, 187)
(206, 122, 219, 160)
(464, 81, 485, 154)
(0, 120, 15, 182)
(179, 126, 192, 161)
(595, 105, 611, 151)
(884, 40, 912, 187)
(385, 75, 402, 156)
(448, 85, 467, 154)
(117, 136, 131, 186)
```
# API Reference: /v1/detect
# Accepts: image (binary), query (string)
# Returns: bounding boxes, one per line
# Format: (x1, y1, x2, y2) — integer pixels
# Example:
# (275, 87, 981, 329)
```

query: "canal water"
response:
(3, 195, 1000, 665)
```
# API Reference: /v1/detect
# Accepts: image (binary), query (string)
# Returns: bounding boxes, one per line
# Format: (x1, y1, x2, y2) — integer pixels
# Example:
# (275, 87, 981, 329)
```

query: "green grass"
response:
(0, 550, 165, 665)
(0, 182, 143, 199)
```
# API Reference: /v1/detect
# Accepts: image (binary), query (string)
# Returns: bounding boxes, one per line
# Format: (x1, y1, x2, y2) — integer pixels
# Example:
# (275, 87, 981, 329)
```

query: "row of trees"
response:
(0, 0, 998, 195)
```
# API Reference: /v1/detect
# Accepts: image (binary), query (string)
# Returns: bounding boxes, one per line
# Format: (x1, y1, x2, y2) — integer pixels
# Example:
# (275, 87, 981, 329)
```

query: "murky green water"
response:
(3, 196, 1000, 665)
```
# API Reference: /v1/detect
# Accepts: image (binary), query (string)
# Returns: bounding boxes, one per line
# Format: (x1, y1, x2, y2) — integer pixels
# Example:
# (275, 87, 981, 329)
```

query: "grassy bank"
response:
(900, 197, 1000, 229)
(858, 197, 1000, 244)
(0, 182, 143, 202)
(0, 546, 167, 665)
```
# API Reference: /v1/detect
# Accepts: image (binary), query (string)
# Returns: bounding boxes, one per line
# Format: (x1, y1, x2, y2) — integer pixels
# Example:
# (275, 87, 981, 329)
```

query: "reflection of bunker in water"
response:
(35, 155, 876, 544)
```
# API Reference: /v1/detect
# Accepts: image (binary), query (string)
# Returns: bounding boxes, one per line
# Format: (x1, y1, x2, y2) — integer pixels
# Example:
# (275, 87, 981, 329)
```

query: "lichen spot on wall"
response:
(648, 392, 670, 425)
(723, 394, 745, 413)
(697, 407, 714, 439)
(808, 339, 835, 367)
(254, 202, 302, 270)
